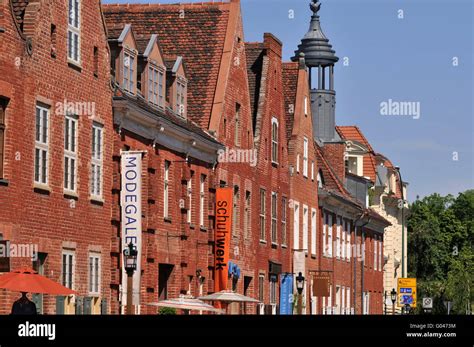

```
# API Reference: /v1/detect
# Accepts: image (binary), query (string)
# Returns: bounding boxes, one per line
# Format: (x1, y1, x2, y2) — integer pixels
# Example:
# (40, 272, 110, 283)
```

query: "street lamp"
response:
(390, 288, 397, 315)
(123, 242, 138, 315)
(296, 272, 305, 315)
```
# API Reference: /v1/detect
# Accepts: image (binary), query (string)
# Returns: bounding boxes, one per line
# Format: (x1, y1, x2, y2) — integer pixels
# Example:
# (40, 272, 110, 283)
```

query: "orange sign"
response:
(313, 274, 330, 297)
(214, 188, 233, 292)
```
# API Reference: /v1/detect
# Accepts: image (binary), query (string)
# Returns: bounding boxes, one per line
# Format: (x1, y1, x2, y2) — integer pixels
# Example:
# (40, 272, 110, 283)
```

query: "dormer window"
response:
(123, 51, 135, 93)
(67, 0, 81, 64)
(176, 78, 186, 117)
(345, 155, 363, 176)
(148, 64, 164, 108)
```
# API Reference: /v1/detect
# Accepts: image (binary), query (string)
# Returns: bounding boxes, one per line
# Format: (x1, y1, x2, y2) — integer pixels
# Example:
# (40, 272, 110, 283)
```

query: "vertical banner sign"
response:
(293, 250, 306, 313)
(121, 152, 143, 308)
(280, 274, 294, 315)
(214, 188, 233, 293)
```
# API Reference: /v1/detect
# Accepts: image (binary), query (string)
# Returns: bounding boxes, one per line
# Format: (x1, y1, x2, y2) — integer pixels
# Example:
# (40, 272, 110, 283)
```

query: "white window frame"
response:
(61, 250, 75, 290)
(303, 137, 308, 177)
(346, 287, 351, 314)
(64, 114, 78, 194)
(164, 161, 170, 218)
(34, 104, 50, 186)
(148, 64, 165, 108)
(327, 214, 333, 257)
(199, 174, 205, 227)
(123, 50, 135, 93)
(235, 104, 241, 147)
(176, 78, 186, 117)
(311, 208, 317, 256)
(296, 154, 300, 173)
(271, 117, 279, 164)
(336, 217, 341, 259)
(88, 253, 101, 295)
(341, 286, 345, 315)
(281, 197, 287, 246)
(323, 211, 327, 256)
(293, 201, 300, 250)
(311, 161, 315, 181)
(271, 192, 278, 245)
(346, 221, 351, 261)
(302, 205, 308, 253)
(187, 173, 193, 224)
(335, 285, 341, 315)
(67, 0, 81, 64)
(91, 123, 103, 199)
(304, 96, 308, 116)
(341, 218, 346, 260)
(259, 189, 266, 242)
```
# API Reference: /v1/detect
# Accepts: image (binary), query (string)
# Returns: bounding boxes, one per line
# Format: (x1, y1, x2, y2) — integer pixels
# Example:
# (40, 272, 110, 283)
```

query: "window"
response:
(235, 104, 241, 146)
(341, 219, 346, 260)
(281, 197, 287, 246)
(269, 275, 277, 304)
(89, 253, 100, 294)
(317, 170, 323, 188)
(35, 104, 50, 185)
(311, 208, 317, 256)
(258, 274, 265, 302)
(304, 96, 308, 116)
(62, 251, 75, 289)
(232, 186, 240, 236)
(296, 154, 300, 173)
(341, 286, 346, 315)
(323, 212, 327, 256)
(346, 220, 351, 261)
(67, 0, 80, 64)
(91, 123, 103, 198)
(302, 205, 308, 253)
(271, 118, 278, 163)
(187, 172, 193, 223)
(93, 46, 98, 76)
(335, 286, 341, 314)
(346, 155, 363, 176)
(336, 217, 341, 258)
(176, 79, 186, 117)
(271, 192, 277, 244)
(0, 98, 7, 178)
(363, 292, 370, 315)
(327, 214, 333, 257)
(346, 287, 351, 314)
(64, 115, 78, 193)
(244, 191, 251, 239)
(293, 202, 300, 249)
(148, 65, 164, 107)
(259, 189, 266, 242)
(123, 51, 135, 93)
(199, 175, 206, 227)
(303, 137, 308, 177)
(311, 161, 315, 181)
(164, 161, 170, 218)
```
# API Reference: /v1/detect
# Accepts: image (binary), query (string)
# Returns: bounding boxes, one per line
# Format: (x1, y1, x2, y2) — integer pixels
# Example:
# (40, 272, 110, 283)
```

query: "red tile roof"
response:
(102, 2, 231, 129)
(336, 125, 377, 181)
(282, 62, 299, 140)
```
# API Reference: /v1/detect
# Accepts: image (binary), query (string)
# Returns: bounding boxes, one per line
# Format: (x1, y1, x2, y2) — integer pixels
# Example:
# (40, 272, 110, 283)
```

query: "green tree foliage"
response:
(407, 190, 473, 314)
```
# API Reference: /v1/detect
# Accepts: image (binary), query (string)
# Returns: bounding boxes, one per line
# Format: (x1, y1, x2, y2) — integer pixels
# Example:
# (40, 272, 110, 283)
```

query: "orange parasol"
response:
(0, 267, 76, 295)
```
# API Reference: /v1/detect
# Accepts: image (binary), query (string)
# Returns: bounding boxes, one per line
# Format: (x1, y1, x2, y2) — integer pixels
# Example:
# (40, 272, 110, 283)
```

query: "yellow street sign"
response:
(397, 278, 417, 308)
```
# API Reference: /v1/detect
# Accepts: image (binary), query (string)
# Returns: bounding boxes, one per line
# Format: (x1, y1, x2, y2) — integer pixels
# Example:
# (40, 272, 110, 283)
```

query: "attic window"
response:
(346, 155, 363, 176)
(123, 51, 135, 94)
(176, 78, 186, 117)
(317, 170, 324, 188)
(148, 64, 164, 108)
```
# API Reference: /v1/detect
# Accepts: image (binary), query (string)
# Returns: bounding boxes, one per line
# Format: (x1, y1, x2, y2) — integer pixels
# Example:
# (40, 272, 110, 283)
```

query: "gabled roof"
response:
(245, 42, 265, 124)
(282, 62, 299, 141)
(102, 2, 232, 129)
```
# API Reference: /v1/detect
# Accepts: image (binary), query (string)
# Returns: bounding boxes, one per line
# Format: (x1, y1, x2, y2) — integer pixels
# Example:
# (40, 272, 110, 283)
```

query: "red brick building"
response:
(0, 0, 113, 314)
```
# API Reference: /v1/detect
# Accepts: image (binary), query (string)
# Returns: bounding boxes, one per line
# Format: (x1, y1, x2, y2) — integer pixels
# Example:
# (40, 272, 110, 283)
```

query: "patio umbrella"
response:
(146, 297, 224, 313)
(198, 290, 260, 303)
(0, 267, 76, 295)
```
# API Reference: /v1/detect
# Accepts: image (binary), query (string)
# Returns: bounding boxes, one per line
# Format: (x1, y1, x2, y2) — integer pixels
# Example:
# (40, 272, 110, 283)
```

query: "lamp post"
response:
(296, 272, 305, 315)
(390, 288, 397, 315)
(123, 242, 138, 315)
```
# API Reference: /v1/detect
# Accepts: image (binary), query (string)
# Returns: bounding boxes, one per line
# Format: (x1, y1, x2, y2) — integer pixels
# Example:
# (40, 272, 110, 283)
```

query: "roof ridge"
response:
(102, 1, 232, 10)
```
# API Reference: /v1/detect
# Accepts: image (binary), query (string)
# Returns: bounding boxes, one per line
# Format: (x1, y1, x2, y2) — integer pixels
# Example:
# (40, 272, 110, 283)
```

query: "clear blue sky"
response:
(102, 0, 473, 201)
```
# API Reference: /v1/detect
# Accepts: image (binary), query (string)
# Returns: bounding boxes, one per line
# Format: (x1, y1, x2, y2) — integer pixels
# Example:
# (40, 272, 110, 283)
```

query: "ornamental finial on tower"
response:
(310, 0, 321, 14)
